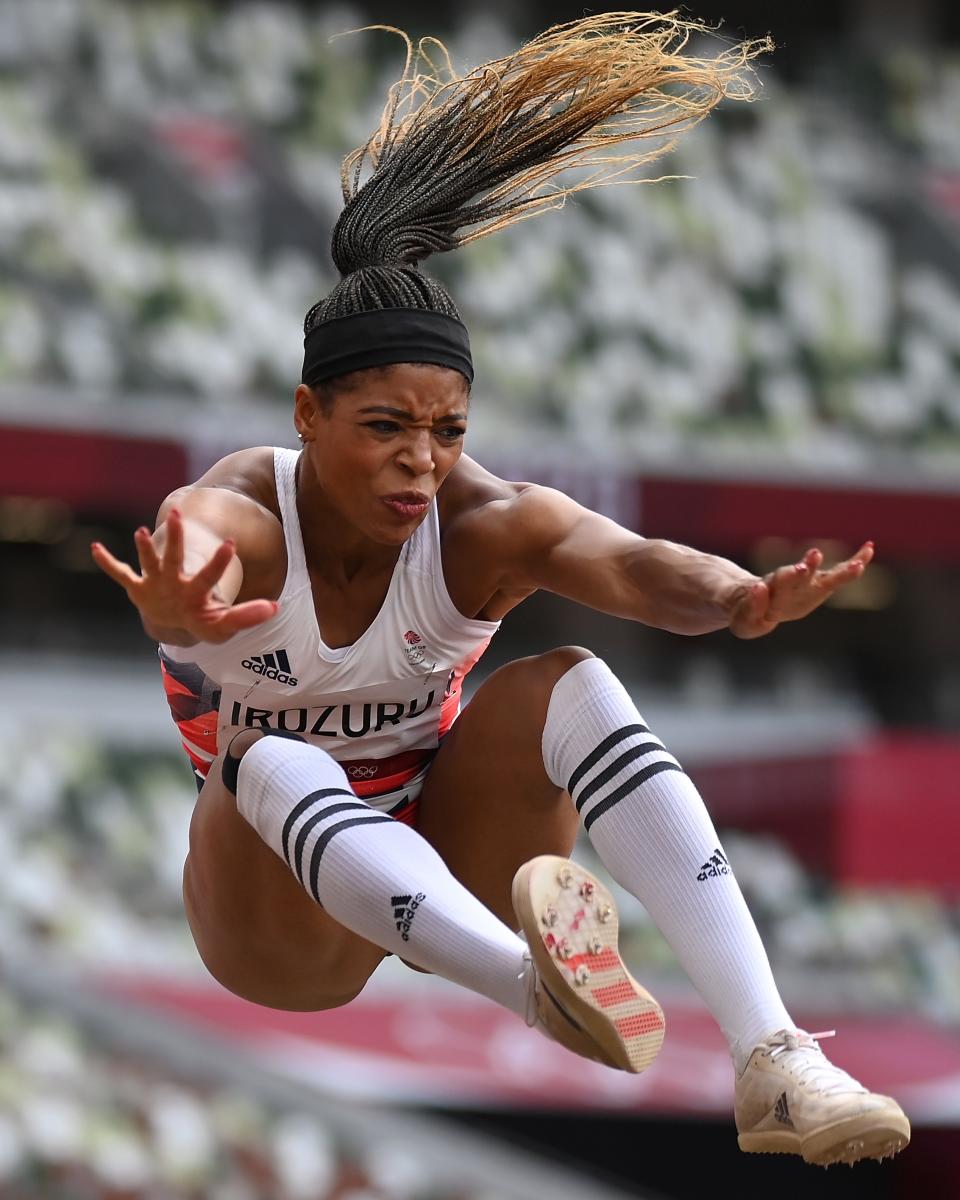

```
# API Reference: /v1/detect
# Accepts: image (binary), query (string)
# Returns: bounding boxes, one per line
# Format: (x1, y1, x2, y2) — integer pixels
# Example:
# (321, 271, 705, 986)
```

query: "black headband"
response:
(302, 308, 474, 388)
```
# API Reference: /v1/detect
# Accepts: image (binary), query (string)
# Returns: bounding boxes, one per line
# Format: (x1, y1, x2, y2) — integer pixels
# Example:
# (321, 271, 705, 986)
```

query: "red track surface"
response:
(102, 973, 960, 1121)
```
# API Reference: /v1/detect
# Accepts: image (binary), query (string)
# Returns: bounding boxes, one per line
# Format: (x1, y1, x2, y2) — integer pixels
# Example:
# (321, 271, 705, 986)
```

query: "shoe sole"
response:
(512, 854, 665, 1073)
(739, 1111, 911, 1165)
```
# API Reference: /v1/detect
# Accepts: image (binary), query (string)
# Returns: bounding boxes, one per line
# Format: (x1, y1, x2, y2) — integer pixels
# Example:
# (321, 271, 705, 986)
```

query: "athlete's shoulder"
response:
(438, 454, 527, 529)
(159, 447, 279, 523)
(157, 447, 287, 594)
(438, 457, 577, 619)
(439, 454, 570, 547)
(192, 446, 283, 516)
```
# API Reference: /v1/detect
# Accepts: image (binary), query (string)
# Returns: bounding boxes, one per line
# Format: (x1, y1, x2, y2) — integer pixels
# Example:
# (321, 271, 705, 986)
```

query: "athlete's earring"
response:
(296, 431, 306, 444)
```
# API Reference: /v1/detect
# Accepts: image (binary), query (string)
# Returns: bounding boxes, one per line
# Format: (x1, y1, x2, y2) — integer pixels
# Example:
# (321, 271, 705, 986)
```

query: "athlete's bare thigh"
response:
(182, 647, 588, 1008)
(416, 646, 589, 928)
(182, 746, 385, 1011)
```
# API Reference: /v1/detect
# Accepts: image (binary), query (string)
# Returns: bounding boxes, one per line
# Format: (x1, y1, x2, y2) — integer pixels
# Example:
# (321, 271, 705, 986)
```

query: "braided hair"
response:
(305, 11, 771, 338)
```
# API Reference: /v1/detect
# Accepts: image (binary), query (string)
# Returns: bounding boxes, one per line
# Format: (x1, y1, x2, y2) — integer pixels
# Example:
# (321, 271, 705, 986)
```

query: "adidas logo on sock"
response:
(241, 648, 298, 686)
(696, 847, 731, 882)
(774, 1092, 793, 1127)
(390, 892, 425, 942)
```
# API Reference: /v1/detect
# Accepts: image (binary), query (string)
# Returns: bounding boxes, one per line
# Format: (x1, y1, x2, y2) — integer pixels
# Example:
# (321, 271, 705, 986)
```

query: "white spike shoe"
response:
(512, 855, 665, 1072)
(735, 1029, 910, 1166)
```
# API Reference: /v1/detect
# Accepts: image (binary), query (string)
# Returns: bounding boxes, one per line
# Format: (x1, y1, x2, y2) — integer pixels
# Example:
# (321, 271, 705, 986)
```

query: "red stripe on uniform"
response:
(350, 771, 422, 798)
(438, 636, 493, 736)
(182, 744, 212, 776)
(160, 663, 218, 778)
(390, 799, 420, 827)
(177, 710, 219, 754)
(615, 1011, 665, 1039)
(591, 979, 638, 1009)
(342, 748, 436, 798)
(559, 948, 621, 974)
(161, 672, 193, 701)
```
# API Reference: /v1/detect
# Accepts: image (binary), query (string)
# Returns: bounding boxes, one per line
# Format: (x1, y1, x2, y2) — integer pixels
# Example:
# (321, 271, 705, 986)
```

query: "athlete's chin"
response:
(360, 516, 416, 546)
(370, 525, 414, 546)
(372, 504, 430, 541)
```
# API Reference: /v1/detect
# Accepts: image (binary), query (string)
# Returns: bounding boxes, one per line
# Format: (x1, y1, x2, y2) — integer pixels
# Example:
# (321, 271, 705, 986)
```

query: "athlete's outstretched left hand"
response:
(728, 542, 874, 640)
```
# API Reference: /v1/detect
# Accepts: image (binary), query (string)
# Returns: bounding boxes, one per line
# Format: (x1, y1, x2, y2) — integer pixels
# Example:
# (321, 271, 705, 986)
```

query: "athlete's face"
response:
(294, 364, 469, 545)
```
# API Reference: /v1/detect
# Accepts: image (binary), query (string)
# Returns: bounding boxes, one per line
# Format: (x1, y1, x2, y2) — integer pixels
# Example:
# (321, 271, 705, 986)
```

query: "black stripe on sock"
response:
(573, 740, 667, 814)
(582, 761, 684, 833)
(566, 724, 648, 797)
(293, 801, 373, 882)
(308, 814, 396, 904)
(281, 788, 357, 865)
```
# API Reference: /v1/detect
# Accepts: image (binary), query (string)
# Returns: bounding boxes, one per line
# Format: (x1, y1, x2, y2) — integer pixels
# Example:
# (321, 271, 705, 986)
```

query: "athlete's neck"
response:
(295, 456, 404, 584)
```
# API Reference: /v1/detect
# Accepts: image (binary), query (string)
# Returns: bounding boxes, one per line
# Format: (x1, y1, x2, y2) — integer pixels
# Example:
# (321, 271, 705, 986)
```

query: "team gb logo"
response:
(403, 630, 426, 666)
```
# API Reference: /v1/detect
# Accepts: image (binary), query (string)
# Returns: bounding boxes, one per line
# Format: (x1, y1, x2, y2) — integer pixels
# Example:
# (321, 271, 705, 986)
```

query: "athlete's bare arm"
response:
(91, 447, 285, 646)
(443, 467, 872, 639)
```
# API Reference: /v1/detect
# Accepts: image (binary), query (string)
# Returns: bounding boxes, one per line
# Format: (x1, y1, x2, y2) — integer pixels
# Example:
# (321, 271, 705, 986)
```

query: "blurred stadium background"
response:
(1, 0, 959, 1196)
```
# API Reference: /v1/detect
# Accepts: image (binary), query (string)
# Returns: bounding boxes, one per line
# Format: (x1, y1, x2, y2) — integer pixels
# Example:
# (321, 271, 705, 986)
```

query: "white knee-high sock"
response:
(542, 658, 794, 1069)
(236, 736, 529, 1017)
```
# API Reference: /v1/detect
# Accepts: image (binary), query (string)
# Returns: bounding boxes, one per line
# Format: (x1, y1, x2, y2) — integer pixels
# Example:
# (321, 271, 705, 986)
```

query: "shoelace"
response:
(520, 951, 539, 1028)
(764, 1029, 865, 1096)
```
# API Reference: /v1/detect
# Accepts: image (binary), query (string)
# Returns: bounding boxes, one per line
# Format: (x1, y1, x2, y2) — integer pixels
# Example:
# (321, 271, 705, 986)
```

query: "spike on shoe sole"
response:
(513, 855, 665, 1073)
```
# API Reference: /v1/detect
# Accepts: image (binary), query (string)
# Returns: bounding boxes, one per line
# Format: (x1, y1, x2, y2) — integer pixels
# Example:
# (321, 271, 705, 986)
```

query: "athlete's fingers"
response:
(822, 559, 864, 586)
(207, 598, 278, 634)
(187, 539, 236, 595)
(817, 542, 873, 590)
(91, 541, 141, 589)
(791, 547, 822, 578)
(828, 541, 873, 580)
(768, 561, 809, 598)
(162, 508, 185, 576)
(134, 526, 161, 576)
(749, 541, 873, 629)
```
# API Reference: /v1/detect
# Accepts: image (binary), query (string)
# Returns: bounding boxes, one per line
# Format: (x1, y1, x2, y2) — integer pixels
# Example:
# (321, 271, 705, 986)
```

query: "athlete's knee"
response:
(537, 645, 595, 680)
(517, 646, 595, 698)
(477, 648, 596, 728)
(220, 727, 308, 796)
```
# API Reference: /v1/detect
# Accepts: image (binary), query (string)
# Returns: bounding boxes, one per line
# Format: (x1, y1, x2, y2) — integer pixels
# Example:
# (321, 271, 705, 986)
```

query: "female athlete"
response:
(92, 14, 909, 1168)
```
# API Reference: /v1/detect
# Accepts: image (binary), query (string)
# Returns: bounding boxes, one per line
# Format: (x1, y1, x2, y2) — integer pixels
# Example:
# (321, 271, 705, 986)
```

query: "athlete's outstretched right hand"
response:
(91, 508, 278, 645)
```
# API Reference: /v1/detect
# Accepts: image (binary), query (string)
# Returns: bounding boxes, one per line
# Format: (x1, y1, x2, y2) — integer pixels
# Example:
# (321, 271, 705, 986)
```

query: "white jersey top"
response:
(160, 448, 500, 814)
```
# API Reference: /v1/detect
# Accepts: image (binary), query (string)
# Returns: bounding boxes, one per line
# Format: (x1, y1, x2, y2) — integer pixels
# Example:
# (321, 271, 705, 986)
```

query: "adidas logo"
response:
(696, 847, 731, 882)
(391, 892, 425, 942)
(774, 1092, 793, 1127)
(241, 649, 298, 687)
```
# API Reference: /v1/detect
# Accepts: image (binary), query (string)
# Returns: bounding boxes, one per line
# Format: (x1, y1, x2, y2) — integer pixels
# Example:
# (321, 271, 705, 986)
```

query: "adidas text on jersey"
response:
(241, 649, 298, 687)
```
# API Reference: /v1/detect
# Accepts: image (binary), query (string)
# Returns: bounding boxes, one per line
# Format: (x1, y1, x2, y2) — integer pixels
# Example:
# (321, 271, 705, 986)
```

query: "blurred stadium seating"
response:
(1, 2, 959, 1197)
(0, 0, 958, 465)
(2, 735, 958, 1021)
(1, 966, 651, 1200)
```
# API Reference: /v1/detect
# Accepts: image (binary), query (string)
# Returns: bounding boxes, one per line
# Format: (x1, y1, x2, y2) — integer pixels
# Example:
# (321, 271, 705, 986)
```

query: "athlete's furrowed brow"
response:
(358, 405, 468, 423)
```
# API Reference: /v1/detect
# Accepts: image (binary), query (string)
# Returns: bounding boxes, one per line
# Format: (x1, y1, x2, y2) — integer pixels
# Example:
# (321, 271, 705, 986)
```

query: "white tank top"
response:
(160, 448, 500, 812)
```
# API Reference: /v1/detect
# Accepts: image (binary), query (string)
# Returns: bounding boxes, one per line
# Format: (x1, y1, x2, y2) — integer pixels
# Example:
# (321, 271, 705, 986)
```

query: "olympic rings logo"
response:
(348, 765, 378, 779)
